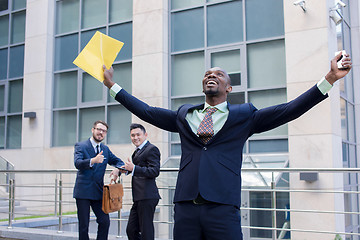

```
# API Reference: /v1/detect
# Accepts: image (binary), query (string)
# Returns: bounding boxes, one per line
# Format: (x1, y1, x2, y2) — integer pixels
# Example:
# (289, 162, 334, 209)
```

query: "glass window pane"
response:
(228, 92, 245, 104)
(247, 40, 286, 88)
(246, 0, 284, 40)
(12, 0, 26, 10)
(8, 80, 22, 113)
(211, 49, 241, 86)
(82, 73, 103, 102)
(52, 110, 77, 147)
(82, 0, 107, 29)
(0, 85, 4, 111)
(109, 23, 132, 61)
(9, 45, 24, 78)
(340, 98, 347, 140)
(56, 0, 79, 34)
(109, 0, 132, 23)
(107, 105, 131, 144)
(108, 63, 132, 102)
(6, 115, 21, 149)
(207, 1, 243, 46)
(0, 1, 8, 11)
(80, 28, 106, 50)
(347, 103, 354, 142)
(171, 96, 204, 110)
(0, 49, 7, 80)
(0, 117, 4, 149)
(10, 11, 25, 44)
(55, 34, 78, 71)
(0, 15, 9, 46)
(171, 8, 204, 52)
(79, 107, 105, 142)
(171, 0, 202, 10)
(53, 72, 77, 108)
(172, 52, 204, 96)
(249, 89, 287, 136)
(249, 139, 288, 153)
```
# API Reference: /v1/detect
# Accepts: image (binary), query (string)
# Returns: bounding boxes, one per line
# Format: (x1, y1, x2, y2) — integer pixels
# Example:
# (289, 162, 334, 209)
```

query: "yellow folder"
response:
(73, 31, 124, 82)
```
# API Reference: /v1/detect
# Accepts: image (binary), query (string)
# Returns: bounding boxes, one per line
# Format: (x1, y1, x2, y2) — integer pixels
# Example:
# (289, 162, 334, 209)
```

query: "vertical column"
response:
(284, 0, 345, 239)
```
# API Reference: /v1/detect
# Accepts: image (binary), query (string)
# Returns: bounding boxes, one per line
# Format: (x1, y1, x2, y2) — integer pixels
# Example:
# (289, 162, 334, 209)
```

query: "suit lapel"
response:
(179, 104, 205, 144)
(86, 139, 96, 157)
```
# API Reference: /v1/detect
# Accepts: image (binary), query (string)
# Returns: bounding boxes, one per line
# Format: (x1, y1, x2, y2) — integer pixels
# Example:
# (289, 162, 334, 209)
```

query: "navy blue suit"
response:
(73, 138, 124, 240)
(113, 85, 327, 239)
(126, 141, 161, 240)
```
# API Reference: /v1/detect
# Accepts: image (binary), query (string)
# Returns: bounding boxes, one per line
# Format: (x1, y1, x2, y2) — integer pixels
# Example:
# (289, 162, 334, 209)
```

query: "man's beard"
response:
(93, 133, 103, 143)
(204, 88, 219, 96)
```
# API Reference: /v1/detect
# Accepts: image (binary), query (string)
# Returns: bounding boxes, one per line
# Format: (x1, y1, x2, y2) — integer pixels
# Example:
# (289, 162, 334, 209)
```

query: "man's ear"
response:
(226, 85, 232, 94)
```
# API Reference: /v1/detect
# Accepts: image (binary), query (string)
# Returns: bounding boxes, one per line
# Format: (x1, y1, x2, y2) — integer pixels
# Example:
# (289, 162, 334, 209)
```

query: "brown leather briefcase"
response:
(102, 182, 124, 214)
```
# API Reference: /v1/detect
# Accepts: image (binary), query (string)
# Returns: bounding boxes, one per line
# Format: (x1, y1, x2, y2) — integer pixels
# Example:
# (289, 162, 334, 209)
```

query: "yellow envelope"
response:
(73, 31, 124, 82)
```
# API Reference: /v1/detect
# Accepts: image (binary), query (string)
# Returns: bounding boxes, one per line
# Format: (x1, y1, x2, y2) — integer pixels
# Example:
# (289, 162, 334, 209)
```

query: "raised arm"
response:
(103, 66, 178, 132)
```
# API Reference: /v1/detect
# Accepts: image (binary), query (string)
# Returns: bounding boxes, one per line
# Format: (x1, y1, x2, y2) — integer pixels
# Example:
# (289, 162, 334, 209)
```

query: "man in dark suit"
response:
(102, 53, 352, 239)
(73, 120, 125, 240)
(121, 123, 161, 240)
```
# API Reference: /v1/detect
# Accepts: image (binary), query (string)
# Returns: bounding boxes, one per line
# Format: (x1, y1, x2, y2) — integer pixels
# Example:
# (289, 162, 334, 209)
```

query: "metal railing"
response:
(0, 168, 359, 239)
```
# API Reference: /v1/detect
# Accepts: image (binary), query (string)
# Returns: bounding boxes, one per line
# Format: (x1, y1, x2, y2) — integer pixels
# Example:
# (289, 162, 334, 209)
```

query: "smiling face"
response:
(130, 127, 147, 148)
(202, 67, 232, 104)
(91, 123, 108, 143)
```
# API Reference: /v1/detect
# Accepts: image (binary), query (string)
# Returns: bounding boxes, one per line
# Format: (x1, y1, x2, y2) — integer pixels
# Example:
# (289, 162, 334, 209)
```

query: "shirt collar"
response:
(90, 137, 101, 149)
(203, 101, 228, 113)
(136, 139, 148, 150)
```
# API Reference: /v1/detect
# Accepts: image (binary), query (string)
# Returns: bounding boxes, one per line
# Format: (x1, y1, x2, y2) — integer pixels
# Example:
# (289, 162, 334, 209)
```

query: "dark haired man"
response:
(102, 53, 351, 239)
(121, 123, 161, 240)
(73, 120, 125, 240)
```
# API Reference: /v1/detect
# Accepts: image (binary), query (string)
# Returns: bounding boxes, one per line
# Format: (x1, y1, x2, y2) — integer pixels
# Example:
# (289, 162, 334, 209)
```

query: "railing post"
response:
(58, 173, 63, 233)
(117, 176, 122, 238)
(55, 176, 58, 216)
(271, 172, 277, 240)
(7, 179, 14, 229)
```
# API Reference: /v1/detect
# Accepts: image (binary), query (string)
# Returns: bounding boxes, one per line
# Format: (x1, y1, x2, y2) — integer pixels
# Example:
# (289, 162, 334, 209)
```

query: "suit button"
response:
(203, 147, 207, 151)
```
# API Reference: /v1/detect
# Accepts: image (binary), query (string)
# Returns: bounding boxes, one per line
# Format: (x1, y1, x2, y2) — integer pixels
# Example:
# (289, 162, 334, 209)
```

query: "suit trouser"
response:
(76, 198, 110, 240)
(173, 201, 243, 240)
(126, 199, 159, 240)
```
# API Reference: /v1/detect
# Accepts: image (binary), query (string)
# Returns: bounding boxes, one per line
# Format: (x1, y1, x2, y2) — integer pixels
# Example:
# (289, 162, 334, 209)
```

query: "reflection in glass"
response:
(56, 0, 79, 34)
(171, 8, 204, 52)
(172, 52, 204, 96)
(55, 34, 78, 71)
(207, 1, 243, 46)
(246, 0, 284, 40)
(53, 72, 77, 108)
(109, 23, 132, 61)
(0, 117, 4, 149)
(110, 0, 133, 23)
(53, 110, 77, 146)
(9, 45, 24, 78)
(10, 11, 25, 44)
(0, 1, 8, 11)
(249, 139, 288, 153)
(0, 49, 7, 79)
(6, 115, 21, 149)
(0, 85, 4, 112)
(108, 63, 132, 102)
(82, 0, 106, 29)
(82, 73, 103, 102)
(12, 0, 26, 10)
(107, 105, 131, 144)
(79, 107, 105, 142)
(0, 15, 9, 46)
(8, 80, 23, 113)
(247, 40, 286, 88)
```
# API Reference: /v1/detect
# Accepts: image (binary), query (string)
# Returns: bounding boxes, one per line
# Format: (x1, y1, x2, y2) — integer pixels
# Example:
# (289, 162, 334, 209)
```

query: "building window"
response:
(52, 0, 133, 147)
(170, 0, 286, 156)
(0, 0, 26, 149)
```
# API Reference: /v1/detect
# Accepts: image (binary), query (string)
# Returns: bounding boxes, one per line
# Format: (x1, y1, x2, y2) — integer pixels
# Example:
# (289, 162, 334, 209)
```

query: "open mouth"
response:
(206, 79, 218, 86)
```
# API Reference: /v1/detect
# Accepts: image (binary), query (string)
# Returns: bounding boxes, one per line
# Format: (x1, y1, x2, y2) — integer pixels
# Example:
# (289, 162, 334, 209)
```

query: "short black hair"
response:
(93, 120, 108, 129)
(130, 123, 146, 133)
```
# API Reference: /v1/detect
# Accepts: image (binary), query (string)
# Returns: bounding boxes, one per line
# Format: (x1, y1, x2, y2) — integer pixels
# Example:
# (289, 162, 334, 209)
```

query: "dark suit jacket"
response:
(115, 85, 327, 208)
(73, 138, 124, 200)
(131, 141, 161, 202)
